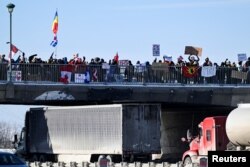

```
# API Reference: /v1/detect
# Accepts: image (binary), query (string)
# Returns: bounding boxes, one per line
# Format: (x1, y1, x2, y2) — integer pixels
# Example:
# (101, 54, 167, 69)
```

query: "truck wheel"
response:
(32, 155, 38, 162)
(129, 155, 134, 163)
(39, 155, 46, 162)
(183, 157, 192, 166)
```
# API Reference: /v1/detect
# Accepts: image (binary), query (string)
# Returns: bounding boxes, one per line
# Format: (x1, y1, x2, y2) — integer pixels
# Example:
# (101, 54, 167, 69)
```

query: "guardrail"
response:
(28, 161, 187, 167)
(0, 63, 248, 85)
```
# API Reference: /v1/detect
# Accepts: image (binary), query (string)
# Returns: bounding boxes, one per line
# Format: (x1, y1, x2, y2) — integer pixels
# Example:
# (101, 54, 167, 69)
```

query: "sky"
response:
(0, 0, 250, 65)
(0, 105, 35, 131)
(0, 0, 250, 126)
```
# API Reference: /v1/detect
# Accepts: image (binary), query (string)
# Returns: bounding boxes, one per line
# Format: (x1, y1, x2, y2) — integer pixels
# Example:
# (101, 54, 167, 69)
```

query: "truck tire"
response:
(32, 155, 38, 162)
(183, 157, 192, 166)
(39, 155, 46, 162)
(129, 155, 134, 163)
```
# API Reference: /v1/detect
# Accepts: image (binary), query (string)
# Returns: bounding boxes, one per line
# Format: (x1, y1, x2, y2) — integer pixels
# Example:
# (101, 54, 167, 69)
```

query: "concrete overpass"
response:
(1, 82, 250, 107)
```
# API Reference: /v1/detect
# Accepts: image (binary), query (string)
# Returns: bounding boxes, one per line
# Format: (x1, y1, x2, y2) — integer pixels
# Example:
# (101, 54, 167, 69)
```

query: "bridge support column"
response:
(5, 82, 15, 99)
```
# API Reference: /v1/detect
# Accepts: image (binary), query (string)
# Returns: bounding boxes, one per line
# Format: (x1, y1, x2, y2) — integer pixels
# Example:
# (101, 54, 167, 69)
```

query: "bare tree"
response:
(0, 121, 19, 148)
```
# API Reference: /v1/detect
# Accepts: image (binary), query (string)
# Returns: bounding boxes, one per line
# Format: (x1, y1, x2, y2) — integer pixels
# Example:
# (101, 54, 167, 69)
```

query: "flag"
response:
(84, 70, 90, 83)
(92, 68, 98, 81)
(59, 65, 73, 84)
(52, 11, 58, 34)
(50, 35, 58, 47)
(11, 44, 19, 53)
(114, 52, 119, 63)
(182, 66, 199, 78)
(163, 55, 172, 62)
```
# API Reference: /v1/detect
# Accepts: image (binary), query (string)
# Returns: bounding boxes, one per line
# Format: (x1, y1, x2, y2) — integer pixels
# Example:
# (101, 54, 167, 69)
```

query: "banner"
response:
(118, 60, 129, 66)
(75, 73, 85, 83)
(238, 53, 247, 62)
(231, 70, 247, 80)
(182, 66, 199, 78)
(74, 72, 90, 83)
(201, 66, 216, 77)
(7, 71, 22, 82)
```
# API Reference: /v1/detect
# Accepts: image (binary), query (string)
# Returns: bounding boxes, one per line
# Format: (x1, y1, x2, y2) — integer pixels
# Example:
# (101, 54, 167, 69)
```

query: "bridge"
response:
(0, 63, 250, 106)
(1, 63, 249, 161)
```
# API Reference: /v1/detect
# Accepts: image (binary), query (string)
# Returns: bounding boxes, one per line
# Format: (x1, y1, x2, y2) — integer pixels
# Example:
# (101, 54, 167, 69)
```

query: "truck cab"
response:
(182, 116, 229, 166)
(14, 127, 26, 157)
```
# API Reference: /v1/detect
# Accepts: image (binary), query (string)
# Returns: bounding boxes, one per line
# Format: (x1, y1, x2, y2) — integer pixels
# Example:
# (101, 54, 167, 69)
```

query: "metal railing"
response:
(0, 63, 249, 85)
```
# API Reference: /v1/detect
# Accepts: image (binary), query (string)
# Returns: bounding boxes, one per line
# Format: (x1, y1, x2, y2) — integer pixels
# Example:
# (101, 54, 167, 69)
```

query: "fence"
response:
(28, 161, 188, 167)
(0, 63, 249, 85)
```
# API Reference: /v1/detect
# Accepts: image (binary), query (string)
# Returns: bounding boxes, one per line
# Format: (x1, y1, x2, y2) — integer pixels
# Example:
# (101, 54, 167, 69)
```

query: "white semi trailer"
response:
(14, 104, 161, 163)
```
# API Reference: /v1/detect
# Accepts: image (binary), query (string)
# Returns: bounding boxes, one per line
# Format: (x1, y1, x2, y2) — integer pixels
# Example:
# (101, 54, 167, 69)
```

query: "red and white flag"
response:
(11, 44, 19, 53)
(59, 65, 73, 84)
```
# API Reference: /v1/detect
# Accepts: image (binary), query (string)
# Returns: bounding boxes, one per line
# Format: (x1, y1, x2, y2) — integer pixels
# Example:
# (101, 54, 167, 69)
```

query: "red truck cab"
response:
(182, 116, 229, 166)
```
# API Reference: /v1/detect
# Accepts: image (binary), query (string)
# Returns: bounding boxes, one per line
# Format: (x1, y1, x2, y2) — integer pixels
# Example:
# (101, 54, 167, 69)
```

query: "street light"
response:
(6, 3, 15, 82)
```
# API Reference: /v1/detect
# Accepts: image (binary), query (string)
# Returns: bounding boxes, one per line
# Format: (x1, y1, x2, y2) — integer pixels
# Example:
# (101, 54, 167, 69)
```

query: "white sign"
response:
(153, 44, 160, 56)
(7, 71, 22, 82)
(102, 63, 110, 69)
(238, 53, 247, 62)
(75, 73, 85, 83)
(201, 66, 216, 77)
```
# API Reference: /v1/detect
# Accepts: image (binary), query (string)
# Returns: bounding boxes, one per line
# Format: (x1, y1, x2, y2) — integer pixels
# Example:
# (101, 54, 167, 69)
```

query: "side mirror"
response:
(181, 137, 186, 142)
(14, 134, 18, 143)
(187, 129, 192, 141)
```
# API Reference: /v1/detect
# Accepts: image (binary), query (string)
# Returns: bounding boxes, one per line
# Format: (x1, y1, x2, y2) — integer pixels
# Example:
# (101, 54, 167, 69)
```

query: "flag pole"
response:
(55, 44, 57, 59)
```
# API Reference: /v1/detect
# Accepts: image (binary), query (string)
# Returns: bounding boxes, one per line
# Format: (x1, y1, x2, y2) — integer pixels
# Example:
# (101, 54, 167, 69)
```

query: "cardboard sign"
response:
(185, 46, 202, 56)
(152, 63, 169, 72)
(231, 70, 247, 80)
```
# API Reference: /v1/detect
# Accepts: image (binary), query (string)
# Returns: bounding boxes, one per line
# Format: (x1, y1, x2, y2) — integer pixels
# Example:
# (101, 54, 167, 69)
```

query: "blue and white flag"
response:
(163, 55, 172, 62)
(50, 35, 58, 47)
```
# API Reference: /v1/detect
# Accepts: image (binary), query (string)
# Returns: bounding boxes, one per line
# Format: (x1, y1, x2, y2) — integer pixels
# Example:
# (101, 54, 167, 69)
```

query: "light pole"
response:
(6, 3, 15, 82)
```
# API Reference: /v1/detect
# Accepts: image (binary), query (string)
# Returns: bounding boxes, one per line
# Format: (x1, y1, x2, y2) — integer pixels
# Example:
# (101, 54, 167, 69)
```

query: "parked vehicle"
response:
(181, 103, 250, 167)
(14, 104, 161, 163)
(0, 152, 27, 167)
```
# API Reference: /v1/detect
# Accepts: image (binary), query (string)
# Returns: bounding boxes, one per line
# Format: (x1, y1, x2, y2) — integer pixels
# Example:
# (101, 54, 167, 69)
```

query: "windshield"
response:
(20, 130, 25, 141)
(0, 153, 25, 165)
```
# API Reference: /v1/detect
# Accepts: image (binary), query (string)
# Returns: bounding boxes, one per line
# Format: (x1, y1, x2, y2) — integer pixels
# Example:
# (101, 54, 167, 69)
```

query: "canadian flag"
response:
(59, 65, 73, 84)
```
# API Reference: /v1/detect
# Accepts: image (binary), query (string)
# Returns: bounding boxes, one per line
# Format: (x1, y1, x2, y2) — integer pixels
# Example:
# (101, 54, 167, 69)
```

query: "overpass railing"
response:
(0, 63, 248, 85)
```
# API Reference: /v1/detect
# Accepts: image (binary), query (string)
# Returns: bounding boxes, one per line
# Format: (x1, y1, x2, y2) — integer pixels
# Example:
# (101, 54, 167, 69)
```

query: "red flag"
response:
(114, 52, 119, 63)
(182, 66, 199, 78)
(59, 65, 73, 84)
(11, 44, 19, 53)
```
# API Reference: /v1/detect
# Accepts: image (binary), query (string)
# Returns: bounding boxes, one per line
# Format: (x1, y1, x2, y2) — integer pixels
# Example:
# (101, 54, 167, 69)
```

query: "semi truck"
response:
(14, 104, 161, 163)
(181, 103, 250, 167)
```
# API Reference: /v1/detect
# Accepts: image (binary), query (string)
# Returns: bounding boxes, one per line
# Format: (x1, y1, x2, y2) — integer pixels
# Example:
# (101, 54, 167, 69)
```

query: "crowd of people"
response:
(0, 52, 250, 84)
